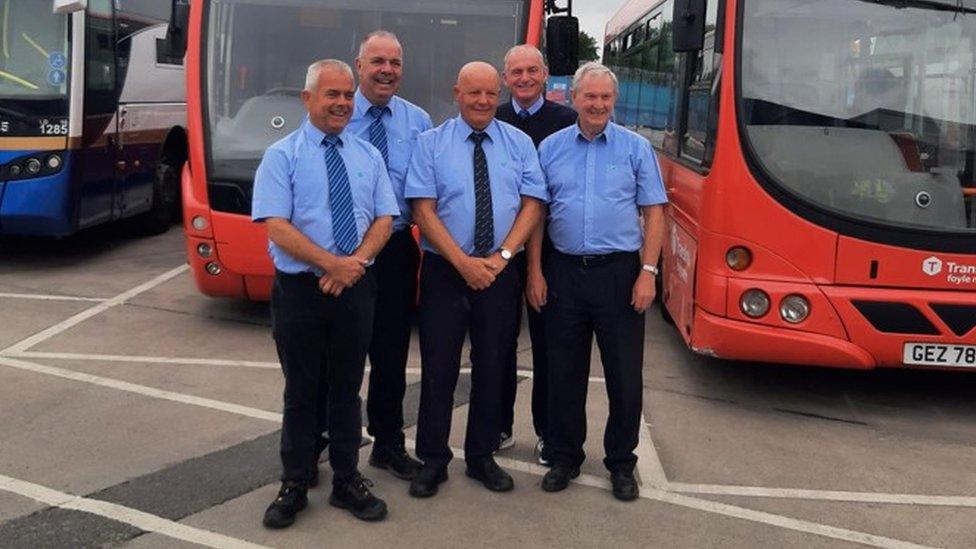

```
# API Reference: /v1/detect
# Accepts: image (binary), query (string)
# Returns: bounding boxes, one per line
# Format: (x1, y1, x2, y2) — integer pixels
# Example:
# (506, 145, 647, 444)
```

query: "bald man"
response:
(404, 62, 548, 497)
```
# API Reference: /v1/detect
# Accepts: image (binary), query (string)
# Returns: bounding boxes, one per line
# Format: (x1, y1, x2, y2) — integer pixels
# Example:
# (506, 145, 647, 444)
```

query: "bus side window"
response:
(679, 0, 721, 168)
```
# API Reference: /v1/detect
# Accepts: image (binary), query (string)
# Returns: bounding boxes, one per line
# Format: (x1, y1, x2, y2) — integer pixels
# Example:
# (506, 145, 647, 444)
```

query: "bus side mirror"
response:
(672, 0, 706, 52)
(53, 0, 87, 14)
(546, 16, 579, 76)
(157, 0, 190, 65)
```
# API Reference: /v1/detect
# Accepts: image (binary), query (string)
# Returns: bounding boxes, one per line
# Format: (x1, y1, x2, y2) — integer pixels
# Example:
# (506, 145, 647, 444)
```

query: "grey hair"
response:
(304, 59, 354, 91)
(503, 44, 546, 69)
(357, 30, 403, 60)
(571, 62, 619, 94)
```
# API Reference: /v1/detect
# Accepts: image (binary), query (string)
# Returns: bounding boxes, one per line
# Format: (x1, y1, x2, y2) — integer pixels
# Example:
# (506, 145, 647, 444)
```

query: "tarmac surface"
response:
(1, 223, 975, 548)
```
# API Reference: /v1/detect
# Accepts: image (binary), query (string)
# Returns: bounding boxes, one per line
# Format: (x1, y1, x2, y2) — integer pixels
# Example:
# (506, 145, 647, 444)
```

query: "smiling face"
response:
(355, 35, 403, 106)
(302, 65, 355, 135)
(454, 62, 500, 131)
(503, 47, 548, 110)
(572, 72, 617, 136)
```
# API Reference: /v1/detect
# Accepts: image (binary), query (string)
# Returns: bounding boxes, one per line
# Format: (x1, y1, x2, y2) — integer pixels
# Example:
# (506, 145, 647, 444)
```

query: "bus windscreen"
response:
(204, 0, 528, 192)
(741, 0, 976, 233)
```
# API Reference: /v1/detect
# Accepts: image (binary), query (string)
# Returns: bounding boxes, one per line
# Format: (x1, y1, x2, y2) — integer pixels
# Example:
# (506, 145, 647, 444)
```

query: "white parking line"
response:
(10, 351, 280, 370)
(668, 482, 976, 508)
(0, 356, 281, 423)
(635, 415, 668, 490)
(1, 265, 188, 355)
(0, 293, 106, 303)
(0, 474, 271, 549)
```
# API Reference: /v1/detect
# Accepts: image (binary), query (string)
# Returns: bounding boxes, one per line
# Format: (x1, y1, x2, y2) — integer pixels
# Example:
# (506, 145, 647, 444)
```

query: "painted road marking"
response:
(668, 482, 976, 508)
(10, 351, 280, 370)
(0, 474, 271, 549)
(0, 293, 106, 303)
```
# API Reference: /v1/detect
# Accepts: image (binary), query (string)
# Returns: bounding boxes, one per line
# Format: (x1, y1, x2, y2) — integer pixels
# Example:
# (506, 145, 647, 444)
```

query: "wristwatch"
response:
(500, 248, 513, 261)
(641, 263, 659, 276)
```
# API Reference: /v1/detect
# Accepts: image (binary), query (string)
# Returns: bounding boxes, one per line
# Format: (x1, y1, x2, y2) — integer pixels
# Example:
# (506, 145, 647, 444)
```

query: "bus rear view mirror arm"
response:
(53, 0, 86, 15)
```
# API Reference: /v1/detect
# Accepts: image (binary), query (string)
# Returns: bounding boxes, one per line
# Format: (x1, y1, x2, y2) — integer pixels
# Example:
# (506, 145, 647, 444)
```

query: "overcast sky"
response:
(573, 0, 630, 57)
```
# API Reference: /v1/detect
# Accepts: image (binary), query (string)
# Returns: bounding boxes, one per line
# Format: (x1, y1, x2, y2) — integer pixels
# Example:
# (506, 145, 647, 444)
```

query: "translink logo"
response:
(922, 256, 943, 276)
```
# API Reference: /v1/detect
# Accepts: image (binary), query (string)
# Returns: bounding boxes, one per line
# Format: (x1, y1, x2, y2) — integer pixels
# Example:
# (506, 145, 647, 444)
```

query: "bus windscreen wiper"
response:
(859, 0, 976, 14)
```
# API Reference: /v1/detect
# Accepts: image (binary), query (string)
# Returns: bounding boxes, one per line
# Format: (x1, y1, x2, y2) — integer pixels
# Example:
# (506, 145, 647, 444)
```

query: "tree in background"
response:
(579, 31, 599, 62)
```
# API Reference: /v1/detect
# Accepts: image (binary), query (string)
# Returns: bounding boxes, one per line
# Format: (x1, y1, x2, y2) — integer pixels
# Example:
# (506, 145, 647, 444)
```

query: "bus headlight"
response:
(740, 289, 770, 318)
(197, 243, 213, 258)
(192, 216, 208, 230)
(8, 164, 22, 177)
(780, 295, 811, 324)
(25, 158, 42, 175)
(726, 246, 752, 271)
(46, 154, 63, 170)
(205, 262, 221, 275)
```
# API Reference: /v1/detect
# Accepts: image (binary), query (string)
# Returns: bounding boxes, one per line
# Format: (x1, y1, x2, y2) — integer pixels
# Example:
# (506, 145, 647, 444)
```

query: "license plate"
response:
(903, 343, 976, 368)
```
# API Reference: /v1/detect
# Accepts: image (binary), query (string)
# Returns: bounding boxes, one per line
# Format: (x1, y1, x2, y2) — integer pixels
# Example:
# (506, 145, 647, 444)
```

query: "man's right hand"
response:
(455, 255, 496, 290)
(526, 268, 547, 312)
(325, 256, 368, 288)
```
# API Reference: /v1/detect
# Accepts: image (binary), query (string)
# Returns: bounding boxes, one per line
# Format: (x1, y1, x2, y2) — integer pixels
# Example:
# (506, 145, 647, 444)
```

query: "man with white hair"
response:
(495, 44, 577, 462)
(253, 59, 397, 527)
(534, 62, 667, 501)
(347, 30, 432, 482)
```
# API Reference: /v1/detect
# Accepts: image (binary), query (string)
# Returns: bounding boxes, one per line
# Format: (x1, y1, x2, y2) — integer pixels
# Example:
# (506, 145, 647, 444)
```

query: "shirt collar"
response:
(355, 88, 395, 118)
(456, 115, 500, 143)
(572, 120, 612, 144)
(511, 95, 545, 116)
(302, 116, 348, 147)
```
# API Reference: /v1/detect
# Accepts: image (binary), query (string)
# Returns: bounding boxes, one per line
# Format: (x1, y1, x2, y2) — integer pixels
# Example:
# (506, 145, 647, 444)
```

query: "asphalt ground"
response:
(1, 224, 975, 548)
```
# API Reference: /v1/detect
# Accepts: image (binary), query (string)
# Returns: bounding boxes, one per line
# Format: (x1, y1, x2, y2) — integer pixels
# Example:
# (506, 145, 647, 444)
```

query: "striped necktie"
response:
(322, 135, 358, 256)
(470, 131, 494, 257)
(367, 106, 390, 169)
(518, 109, 530, 119)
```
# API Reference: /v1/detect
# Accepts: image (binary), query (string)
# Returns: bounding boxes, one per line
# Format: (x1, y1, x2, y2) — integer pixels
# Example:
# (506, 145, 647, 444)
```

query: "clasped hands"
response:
(317, 255, 369, 296)
(456, 253, 507, 290)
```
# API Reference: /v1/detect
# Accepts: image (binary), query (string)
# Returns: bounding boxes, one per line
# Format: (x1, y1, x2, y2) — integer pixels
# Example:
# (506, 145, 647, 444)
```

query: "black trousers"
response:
(271, 269, 375, 484)
(501, 251, 549, 439)
(416, 253, 521, 469)
(367, 228, 420, 449)
(544, 251, 645, 474)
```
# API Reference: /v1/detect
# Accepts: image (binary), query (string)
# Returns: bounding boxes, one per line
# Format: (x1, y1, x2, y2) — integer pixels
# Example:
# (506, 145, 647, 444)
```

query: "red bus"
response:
(180, 0, 565, 301)
(604, 0, 976, 369)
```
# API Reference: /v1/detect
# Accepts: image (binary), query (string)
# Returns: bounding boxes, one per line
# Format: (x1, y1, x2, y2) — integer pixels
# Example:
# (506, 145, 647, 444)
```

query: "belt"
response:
(552, 250, 636, 267)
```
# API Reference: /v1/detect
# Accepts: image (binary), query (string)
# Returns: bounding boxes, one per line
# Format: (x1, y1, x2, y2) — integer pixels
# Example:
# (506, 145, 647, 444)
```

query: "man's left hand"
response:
(484, 253, 507, 274)
(631, 273, 656, 313)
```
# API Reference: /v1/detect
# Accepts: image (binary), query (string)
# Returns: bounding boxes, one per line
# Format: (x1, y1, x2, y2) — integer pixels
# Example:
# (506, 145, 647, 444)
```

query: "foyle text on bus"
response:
(0, 0, 188, 236)
(604, 0, 976, 369)
(182, 0, 574, 300)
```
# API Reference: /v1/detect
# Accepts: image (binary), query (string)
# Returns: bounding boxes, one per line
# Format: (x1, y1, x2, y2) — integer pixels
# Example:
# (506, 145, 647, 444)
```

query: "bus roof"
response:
(604, 0, 667, 45)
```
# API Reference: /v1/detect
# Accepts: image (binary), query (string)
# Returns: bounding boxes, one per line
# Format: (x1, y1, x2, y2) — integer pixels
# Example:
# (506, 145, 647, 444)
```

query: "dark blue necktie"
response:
(470, 132, 494, 257)
(518, 109, 530, 120)
(322, 135, 358, 256)
(367, 106, 390, 169)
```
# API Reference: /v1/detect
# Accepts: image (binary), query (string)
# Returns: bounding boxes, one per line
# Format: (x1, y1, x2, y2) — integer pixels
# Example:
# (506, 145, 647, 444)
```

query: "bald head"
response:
(454, 61, 501, 131)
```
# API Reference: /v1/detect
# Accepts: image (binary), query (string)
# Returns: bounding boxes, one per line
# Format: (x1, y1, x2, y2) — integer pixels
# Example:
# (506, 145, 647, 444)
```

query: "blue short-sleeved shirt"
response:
(251, 117, 400, 273)
(404, 116, 548, 255)
(347, 89, 433, 231)
(539, 122, 668, 255)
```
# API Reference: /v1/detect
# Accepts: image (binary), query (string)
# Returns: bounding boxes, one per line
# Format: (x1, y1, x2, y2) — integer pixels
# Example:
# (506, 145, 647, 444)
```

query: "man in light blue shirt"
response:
(252, 59, 397, 528)
(533, 62, 667, 502)
(346, 30, 432, 482)
(404, 61, 547, 498)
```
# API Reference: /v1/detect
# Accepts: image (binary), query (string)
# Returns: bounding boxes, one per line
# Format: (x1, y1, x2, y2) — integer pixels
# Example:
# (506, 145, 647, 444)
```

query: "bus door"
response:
(77, 0, 121, 227)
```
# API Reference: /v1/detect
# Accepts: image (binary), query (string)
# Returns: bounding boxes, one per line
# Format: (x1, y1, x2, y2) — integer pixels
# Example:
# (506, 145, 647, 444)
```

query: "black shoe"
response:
(329, 474, 387, 521)
(610, 470, 639, 501)
(541, 465, 580, 493)
(262, 482, 308, 529)
(408, 466, 448, 498)
(465, 457, 514, 492)
(369, 446, 422, 480)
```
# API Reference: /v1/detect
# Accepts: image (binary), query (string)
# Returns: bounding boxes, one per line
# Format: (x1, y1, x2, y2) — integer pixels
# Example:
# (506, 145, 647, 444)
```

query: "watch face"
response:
(501, 249, 512, 260)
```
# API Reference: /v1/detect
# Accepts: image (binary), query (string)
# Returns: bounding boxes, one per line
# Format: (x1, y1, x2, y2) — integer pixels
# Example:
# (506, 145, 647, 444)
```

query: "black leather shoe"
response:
(262, 482, 308, 528)
(408, 466, 448, 498)
(541, 465, 579, 493)
(465, 457, 514, 492)
(369, 446, 422, 480)
(611, 470, 639, 501)
(329, 474, 387, 521)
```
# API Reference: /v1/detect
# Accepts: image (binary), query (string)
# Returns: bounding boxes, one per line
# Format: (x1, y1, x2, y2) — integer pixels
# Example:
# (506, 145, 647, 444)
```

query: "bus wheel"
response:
(137, 160, 180, 235)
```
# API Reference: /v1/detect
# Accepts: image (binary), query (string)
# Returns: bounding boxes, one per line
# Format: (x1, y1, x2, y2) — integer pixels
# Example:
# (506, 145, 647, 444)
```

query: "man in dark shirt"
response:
(494, 45, 576, 465)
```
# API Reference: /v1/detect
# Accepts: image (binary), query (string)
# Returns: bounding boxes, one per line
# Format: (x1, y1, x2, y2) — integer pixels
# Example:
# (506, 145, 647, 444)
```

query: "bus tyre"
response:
(138, 161, 180, 235)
